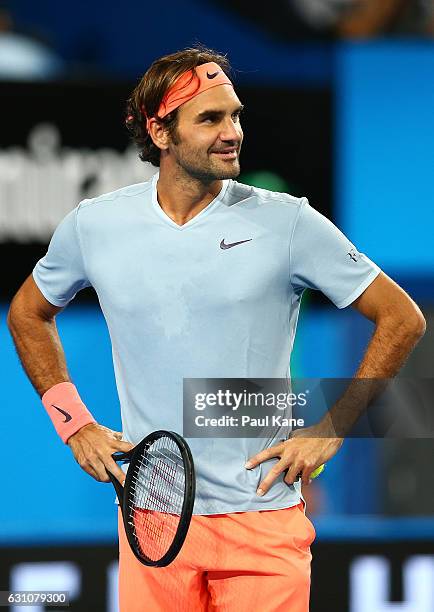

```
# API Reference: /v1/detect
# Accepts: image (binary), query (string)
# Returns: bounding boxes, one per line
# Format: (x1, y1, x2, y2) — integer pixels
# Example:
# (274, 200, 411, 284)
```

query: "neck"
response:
(156, 161, 223, 227)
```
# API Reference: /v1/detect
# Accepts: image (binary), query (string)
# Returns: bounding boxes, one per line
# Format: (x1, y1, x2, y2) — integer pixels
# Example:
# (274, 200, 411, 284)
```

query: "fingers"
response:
(285, 461, 305, 486)
(245, 442, 284, 469)
(79, 455, 110, 482)
(286, 460, 324, 486)
(115, 439, 134, 453)
(94, 457, 112, 482)
(83, 464, 100, 481)
(247, 434, 335, 496)
(78, 451, 127, 483)
(246, 439, 325, 495)
(105, 459, 127, 485)
(68, 423, 134, 482)
(297, 468, 310, 487)
(256, 459, 287, 496)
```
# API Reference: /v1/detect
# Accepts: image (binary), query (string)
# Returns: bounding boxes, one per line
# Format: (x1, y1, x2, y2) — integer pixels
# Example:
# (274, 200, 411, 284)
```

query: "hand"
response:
(245, 420, 343, 495)
(67, 423, 134, 484)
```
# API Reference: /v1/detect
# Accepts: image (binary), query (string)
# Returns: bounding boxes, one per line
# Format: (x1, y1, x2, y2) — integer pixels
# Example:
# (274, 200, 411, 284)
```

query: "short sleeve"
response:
(290, 198, 381, 309)
(32, 205, 91, 307)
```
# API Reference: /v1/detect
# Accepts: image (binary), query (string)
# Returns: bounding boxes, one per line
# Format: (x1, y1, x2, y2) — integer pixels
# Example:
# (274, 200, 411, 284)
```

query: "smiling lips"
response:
(211, 148, 238, 159)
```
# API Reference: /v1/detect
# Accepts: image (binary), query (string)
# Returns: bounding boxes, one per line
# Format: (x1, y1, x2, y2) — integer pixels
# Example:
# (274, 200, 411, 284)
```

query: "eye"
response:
(201, 114, 218, 124)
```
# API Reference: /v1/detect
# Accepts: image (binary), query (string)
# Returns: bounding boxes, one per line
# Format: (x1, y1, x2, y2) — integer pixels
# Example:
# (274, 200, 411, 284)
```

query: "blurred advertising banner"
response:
(0, 81, 331, 298)
(1, 539, 434, 611)
(0, 81, 154, 244)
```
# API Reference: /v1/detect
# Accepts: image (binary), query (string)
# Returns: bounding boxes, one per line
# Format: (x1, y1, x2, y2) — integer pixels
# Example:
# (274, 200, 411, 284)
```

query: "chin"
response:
(183, 160, 240, 183)
(224, 169, 241, 180)
(214, 162, 241, 180)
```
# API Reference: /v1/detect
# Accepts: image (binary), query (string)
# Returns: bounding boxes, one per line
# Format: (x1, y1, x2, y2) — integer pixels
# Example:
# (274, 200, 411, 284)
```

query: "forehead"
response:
(178, 84, 242, 118)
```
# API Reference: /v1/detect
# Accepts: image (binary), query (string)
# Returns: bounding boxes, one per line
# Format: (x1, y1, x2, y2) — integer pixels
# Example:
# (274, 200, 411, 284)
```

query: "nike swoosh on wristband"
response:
(220, 238, 252, 250)
(207, 71, 219, 79)
(52, 404, 72, 423)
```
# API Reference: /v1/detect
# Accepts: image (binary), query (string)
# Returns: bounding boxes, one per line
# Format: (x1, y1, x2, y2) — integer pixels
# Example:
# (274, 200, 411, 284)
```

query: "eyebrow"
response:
(195, 104, 245, 121)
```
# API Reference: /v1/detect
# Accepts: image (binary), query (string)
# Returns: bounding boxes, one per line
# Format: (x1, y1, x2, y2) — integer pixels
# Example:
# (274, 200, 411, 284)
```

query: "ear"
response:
(148, 119, 170, 151)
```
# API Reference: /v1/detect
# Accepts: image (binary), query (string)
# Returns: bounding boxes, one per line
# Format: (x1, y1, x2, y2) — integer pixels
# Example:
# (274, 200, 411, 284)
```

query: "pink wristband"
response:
(41, 382, 96, 443)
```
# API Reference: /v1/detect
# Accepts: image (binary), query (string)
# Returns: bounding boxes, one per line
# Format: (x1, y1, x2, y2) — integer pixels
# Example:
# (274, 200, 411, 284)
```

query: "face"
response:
(166, 84, 244, 183)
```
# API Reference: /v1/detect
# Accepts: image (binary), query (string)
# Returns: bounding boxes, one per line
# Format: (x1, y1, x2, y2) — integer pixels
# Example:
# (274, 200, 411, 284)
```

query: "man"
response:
(7, 46, 425, 611)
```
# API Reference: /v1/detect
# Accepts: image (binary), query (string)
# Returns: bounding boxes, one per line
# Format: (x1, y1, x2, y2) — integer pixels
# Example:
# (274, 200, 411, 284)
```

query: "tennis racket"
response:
(107, 430, 195, 567)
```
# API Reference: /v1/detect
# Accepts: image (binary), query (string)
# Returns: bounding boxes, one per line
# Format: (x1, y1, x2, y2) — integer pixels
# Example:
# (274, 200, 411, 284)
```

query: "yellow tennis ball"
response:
(310, 464, 325, 479)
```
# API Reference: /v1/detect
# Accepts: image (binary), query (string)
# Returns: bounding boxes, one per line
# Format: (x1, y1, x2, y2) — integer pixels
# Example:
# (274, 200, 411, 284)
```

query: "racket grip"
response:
(107, 451, 132, 503)
(112, 451, 131, 461)
(107, 470, 125, 504)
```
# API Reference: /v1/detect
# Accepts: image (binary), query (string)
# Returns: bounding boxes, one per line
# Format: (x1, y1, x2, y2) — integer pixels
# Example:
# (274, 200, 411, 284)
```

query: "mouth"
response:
(211, 148, 238, 160)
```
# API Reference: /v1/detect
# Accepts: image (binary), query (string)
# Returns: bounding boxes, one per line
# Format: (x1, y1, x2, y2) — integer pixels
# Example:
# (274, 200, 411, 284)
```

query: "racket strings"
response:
(127, 436, 186, 561)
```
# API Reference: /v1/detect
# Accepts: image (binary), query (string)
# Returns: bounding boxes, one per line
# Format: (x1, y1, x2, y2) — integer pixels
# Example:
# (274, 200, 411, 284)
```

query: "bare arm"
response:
(351, 272, 426, 377)
(317, 272, 427, 438)
(7, 274, 70, 397)
(7, 274, 132, 482)
(247, 272, 426, 492)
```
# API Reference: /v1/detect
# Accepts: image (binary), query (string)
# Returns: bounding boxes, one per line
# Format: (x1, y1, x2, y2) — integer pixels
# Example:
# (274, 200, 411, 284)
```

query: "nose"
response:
(219, 117, 242, 143)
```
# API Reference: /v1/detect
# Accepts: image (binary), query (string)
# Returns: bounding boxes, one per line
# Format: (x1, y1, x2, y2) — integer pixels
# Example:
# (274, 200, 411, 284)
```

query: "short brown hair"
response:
(125, 45, 232, 167)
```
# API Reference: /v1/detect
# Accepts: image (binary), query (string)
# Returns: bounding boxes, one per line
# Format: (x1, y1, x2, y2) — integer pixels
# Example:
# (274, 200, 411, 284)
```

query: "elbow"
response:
(6, 308, 20, 336)
(7, 294, 25, 331)
(411, 310, 426, 340)
(404, 300, 427, 340)
(377, 302, 426, 342)
(6, 302, 16, 331)
(390, 307, 426, 341)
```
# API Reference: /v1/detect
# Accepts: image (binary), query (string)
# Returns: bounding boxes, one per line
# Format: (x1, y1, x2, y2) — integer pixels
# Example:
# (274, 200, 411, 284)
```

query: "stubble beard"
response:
(182, 156, 240, 183)
(171, 134, 241, 184)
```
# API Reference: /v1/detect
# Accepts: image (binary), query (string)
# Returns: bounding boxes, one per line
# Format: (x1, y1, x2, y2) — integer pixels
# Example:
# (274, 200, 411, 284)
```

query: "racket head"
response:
(120, 430, 195, 567)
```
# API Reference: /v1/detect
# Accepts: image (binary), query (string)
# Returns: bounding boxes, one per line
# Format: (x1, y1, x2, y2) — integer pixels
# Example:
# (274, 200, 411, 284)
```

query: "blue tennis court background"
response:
(336, 41, 434, 277)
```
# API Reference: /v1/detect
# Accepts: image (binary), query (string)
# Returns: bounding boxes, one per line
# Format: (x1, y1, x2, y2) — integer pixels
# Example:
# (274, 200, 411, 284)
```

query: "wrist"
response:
(41, 382, 96, 444)
(66, 422, 96, 446)
(318, 412, 340, 438)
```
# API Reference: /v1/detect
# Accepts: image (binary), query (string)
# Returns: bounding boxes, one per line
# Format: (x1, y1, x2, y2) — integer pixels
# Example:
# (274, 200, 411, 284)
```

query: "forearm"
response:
(8, 305, 133, 482)
(7, 310, 70, 398)
(354, 314, 425, 379)
(326, 314, 426, 436)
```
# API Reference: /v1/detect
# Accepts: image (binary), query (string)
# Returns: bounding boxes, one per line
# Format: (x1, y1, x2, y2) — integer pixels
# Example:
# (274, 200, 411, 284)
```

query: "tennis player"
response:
(7, 46, 425, 611)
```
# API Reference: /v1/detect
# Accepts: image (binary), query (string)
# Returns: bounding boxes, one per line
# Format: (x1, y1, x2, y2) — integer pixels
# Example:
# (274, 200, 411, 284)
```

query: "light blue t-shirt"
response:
(33, 172, 381, 514)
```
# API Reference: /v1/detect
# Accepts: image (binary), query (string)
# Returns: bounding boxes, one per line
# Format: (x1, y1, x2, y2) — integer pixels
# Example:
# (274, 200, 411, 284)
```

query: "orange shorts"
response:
(118, 503, 315, 612)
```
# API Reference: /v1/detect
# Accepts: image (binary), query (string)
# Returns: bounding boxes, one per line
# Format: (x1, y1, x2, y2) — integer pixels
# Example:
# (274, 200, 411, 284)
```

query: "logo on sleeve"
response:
(52, 404, 72, 422)
(347, 248, 359, 262)
(206, 71, 220, 79)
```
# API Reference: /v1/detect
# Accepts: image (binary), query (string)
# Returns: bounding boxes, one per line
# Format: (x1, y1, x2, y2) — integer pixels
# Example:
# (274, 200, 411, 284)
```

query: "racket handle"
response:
(107, 450, 132, 502)
(112, 451, 131, 461)
(107, 470, 125, 504)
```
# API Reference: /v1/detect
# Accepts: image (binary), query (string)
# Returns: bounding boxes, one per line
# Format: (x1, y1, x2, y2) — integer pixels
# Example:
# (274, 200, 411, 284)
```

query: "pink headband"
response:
(144, 62, 233, 132)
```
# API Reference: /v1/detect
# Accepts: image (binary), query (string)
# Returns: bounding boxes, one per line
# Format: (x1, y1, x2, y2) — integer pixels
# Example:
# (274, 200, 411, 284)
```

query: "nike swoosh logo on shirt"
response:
(220, 238, 252, 250)
(52, 404, 72, 423)
(207, 71, 219, 79)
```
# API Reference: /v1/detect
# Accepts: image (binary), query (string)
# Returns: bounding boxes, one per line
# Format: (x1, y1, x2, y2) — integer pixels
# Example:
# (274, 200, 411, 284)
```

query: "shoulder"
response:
(225, 180, 306, 213)
(77, 177, 154, 214)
